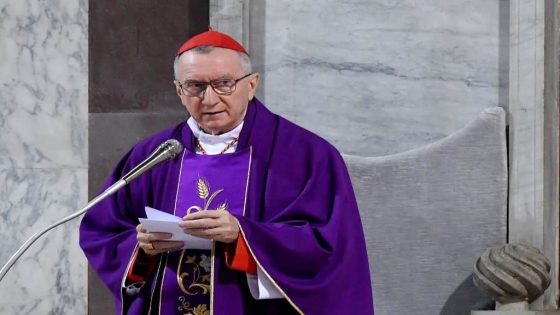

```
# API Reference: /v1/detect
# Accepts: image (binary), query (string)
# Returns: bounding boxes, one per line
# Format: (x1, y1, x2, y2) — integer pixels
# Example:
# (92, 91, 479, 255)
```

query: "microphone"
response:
(0, 139, 184, 282)
(122, 139, 183, 183)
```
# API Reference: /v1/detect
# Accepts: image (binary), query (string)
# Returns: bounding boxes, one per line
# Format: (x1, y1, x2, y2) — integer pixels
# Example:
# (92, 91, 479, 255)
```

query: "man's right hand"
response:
(136, 224, 184, 256)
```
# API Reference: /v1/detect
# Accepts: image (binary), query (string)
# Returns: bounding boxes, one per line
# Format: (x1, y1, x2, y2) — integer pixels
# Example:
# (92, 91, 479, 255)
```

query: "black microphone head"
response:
(163, 139, 183, 159)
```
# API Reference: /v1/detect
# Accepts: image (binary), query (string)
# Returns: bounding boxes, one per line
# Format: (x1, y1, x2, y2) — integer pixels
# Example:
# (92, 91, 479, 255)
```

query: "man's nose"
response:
(200, 84, 219, 104)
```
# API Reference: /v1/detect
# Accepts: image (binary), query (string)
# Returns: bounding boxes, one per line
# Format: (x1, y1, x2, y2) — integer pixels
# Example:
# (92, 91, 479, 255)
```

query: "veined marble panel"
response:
(255, 0, 505, 156)
(0, 0, 88, 314)
(0, 168, 87, 314)
(0, 0, 88, 168)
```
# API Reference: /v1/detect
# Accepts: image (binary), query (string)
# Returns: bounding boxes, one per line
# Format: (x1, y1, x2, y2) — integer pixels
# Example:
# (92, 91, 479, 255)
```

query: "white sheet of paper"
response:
(138, 206, 212, 250)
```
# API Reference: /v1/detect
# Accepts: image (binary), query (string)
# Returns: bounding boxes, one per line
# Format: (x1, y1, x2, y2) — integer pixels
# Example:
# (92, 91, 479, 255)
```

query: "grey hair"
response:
(173, 45, 253, 81)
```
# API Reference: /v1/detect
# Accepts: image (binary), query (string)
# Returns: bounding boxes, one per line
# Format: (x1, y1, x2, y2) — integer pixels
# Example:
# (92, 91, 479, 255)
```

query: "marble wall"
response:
(214, 0, 508, 156)
(0, 0, 88, 314)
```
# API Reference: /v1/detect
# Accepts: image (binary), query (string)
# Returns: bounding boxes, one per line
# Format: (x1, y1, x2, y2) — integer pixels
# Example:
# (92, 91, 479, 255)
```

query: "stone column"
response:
(508, 0, 559, 310)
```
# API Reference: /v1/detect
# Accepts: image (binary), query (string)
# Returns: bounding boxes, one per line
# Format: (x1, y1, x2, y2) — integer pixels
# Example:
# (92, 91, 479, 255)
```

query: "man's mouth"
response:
(203, 110, 225, 116)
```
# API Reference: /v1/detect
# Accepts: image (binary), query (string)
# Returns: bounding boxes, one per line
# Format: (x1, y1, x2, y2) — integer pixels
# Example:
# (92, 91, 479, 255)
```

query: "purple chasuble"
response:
(79, 98, 374, 315)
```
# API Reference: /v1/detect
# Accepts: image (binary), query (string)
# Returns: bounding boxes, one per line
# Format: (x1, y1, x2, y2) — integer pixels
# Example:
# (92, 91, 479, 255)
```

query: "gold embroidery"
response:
(210, 242, 215, 315)
(204, 188, 224, 210)
(177, 251, 211, 295)
(242, 146, 253, 216)
(216, 201, 229, 212)
(191, 304, 210, 315)
(180, 302, 210, 315)
(178, 298, 209, 315)
(176, 251, 212, 310)
(197, 177, 210, 199)
(185, 255, 196, 264)
(177, 296, 191, 312)
(187, 177, 228, 214)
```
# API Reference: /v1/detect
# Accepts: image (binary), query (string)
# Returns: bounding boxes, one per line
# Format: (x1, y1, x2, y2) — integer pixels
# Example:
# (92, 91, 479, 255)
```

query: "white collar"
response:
(187, 117, 243, 145)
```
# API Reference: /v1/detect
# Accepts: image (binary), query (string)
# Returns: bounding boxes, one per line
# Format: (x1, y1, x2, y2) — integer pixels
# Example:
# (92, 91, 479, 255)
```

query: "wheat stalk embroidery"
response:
(187, 177, 229, 215)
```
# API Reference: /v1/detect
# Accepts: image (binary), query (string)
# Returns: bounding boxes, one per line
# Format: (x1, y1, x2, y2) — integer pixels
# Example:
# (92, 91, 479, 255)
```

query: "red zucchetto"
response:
(176, 26, 249, 56)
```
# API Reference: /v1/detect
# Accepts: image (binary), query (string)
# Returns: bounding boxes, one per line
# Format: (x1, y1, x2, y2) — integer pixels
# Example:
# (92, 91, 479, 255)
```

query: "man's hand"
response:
(136, 224, 184, 256)
(179, 210, 240, 244)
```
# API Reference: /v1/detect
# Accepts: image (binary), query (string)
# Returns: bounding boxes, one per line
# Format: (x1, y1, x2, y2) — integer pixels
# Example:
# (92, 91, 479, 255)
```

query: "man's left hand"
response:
(179, 210, 240, 244)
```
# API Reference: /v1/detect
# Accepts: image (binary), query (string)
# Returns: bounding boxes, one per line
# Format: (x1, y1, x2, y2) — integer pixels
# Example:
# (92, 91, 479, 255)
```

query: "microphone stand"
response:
(0, 139, 182, 283)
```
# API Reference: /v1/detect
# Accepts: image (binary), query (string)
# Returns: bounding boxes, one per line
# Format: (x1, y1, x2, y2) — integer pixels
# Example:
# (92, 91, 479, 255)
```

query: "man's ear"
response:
(247, 73, 260, 100)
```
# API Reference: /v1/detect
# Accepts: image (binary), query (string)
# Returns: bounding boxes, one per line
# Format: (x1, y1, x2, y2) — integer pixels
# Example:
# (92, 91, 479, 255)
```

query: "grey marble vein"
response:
(0, 0, 88, 169)
(0, 168, 87, 314)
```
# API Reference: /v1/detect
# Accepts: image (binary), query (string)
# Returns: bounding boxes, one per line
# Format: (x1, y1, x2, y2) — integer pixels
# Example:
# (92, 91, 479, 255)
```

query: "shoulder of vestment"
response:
(274, 115, 341, 158)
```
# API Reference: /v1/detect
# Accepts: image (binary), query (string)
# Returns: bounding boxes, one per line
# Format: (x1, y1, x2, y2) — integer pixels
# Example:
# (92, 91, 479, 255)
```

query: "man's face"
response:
(174, 47, 259, 135)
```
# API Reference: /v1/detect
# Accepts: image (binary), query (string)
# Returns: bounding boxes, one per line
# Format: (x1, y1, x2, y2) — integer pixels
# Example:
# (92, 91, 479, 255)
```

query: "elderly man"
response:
(80, 29, 373, 315)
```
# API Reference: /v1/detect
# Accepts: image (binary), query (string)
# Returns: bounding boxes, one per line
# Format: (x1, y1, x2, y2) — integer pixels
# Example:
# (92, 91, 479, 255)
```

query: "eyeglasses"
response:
(176, 73, 254, 98)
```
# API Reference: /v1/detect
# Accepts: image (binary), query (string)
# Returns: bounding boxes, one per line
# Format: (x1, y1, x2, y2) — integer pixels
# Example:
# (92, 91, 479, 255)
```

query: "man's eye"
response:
(213, 80, 233, 87)
(187, 82, 206, 89)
